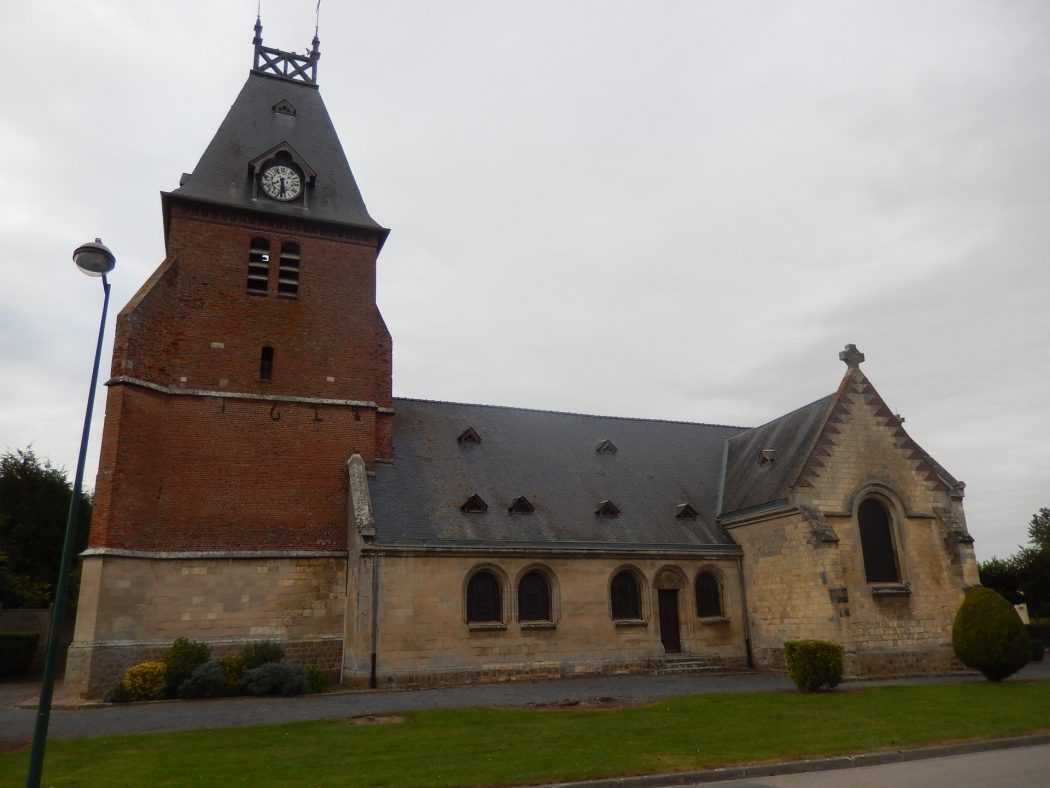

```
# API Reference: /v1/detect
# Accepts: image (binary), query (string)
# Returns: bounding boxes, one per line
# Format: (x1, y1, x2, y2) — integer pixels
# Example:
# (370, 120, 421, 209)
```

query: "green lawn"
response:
(4, 681, 1049, 787)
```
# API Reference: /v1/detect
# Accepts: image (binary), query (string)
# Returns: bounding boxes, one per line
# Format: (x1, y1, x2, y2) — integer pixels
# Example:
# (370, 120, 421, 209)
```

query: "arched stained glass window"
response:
(611, 570, 641, 620)
(859, 498, 899, 583)
(518, 570, 551, 621)
(695, 571, 722, 618)
(466, 570, 502, 623)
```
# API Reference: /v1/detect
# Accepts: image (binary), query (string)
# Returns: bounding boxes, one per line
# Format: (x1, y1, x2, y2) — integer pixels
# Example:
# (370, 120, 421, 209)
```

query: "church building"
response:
(66, 24, 979, 697)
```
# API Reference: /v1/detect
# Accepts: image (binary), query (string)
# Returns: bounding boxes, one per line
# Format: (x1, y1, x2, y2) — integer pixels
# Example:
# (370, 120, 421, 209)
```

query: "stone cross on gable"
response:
(839, 344, 865, 368)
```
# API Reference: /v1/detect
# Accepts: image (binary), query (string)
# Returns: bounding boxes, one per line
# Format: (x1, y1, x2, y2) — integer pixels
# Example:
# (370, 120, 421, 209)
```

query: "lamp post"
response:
(26, 239, 116, 788)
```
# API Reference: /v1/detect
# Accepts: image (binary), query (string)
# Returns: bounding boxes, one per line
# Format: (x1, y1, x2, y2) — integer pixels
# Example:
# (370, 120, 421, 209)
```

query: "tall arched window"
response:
(858, 498, 899, 582)
(466, 570, 502, 623)
(517, 570, 551, 622)
(695, 571, 723, 618)
(611, 570, 641, 620)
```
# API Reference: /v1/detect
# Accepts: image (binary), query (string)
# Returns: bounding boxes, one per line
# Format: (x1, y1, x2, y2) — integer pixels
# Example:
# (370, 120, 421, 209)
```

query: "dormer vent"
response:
(508, 496, 535, 515)
(758, 449, 776, 466)
(461, 494, 488, 514)
(676, 503, 699, 520)
(458, 427, 482, 445)
(273, 100, 297, 116)
(596, 500, 620, 519)
(596, 439, 618, 455)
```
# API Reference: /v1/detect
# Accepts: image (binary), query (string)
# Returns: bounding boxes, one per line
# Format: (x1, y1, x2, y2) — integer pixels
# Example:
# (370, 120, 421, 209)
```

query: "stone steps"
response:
(649, 655, 733, 675)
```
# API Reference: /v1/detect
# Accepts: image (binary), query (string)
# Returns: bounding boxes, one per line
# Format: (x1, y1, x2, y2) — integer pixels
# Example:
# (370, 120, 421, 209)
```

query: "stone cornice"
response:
(107, 375, 379, 409)
(81, 548, 347, 560)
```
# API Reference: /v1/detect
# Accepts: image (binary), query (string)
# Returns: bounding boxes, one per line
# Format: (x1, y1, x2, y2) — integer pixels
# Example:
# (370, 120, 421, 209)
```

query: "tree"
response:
(0, 448, 91, 608)
(979, 506, 1050, 620)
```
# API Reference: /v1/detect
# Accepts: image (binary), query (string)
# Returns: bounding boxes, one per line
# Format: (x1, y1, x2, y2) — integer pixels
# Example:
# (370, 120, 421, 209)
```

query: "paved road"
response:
(697, 741, 1050, 787)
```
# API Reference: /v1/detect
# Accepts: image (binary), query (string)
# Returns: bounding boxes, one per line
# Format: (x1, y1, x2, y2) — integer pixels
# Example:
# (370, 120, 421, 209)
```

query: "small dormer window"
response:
(596, 439, 618, 455)
(272, 99, 297, 116)
(508, 496, 535, 515)
(461, 494, 488, 514)
(458, 427, 482, 445)
(596, 500, 620, 519)
(758, 449, 776, 466)
(676, 503, 699, 520)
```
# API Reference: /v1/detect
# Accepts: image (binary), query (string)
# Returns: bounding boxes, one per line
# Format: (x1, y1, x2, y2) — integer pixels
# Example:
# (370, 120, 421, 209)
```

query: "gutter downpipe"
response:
(735, 553, 754, 669)
(369, 552, 380, 689)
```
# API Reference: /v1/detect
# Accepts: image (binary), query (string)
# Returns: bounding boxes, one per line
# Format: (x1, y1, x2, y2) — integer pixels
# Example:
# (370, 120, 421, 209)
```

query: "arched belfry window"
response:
(518, 570, 551, 622)
(611, 570, 642, 620)
(277, 241, 300, 297)
(247, 237, 270, 294)
(695, 571, 723, 618)
(466, 570, 502, 623)
(858, 498, 900, 583)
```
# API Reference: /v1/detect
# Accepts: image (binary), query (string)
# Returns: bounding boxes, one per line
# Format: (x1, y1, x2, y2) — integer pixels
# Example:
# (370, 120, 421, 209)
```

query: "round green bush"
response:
(236, 662, 309, 695)
(121, 661, 167, 701)
(952, 587, 1029, 681)
(163, 637, 211, 698)
(241, 640, 285, 670)
(783, 639, 844, 692)
(178, 659, 228, 699)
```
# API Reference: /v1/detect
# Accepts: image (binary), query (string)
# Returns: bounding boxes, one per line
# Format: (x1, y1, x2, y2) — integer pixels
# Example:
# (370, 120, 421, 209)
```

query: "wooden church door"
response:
(658, 589, 681, 653)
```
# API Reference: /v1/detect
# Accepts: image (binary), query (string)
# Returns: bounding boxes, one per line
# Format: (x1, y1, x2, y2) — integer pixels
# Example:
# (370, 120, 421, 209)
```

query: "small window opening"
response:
(611, 571, 641, 620)
(696, 571, 723, 618)
(596, 438, 618, 455)
(508, 496, 535, 515)
(518, 570, 551, 621)
(458, 427, 482, 444)
(467, 570, 502, 623)
(260, 346, 274, 380)
(247, 237, 270, 294)
(596, 500, 620, 519)
(461, 494, 488, 514)
(758, 449, 776, 466)
(277, 241, 300, 297)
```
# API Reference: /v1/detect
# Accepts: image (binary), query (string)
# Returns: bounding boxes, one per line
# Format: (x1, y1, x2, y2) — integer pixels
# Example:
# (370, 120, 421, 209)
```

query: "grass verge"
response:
(2, 680, 1049, 786)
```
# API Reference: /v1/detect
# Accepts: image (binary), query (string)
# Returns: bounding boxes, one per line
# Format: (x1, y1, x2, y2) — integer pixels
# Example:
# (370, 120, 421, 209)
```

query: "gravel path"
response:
(3, 660, 1047, 747)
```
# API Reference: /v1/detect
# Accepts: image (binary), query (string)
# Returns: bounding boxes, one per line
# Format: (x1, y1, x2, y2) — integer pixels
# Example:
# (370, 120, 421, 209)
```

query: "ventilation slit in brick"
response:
(260, 346, 274, 380)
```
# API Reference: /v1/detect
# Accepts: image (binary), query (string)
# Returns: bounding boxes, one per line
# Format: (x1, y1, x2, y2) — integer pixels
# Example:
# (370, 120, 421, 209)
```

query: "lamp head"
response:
(73, 238, 116, 277)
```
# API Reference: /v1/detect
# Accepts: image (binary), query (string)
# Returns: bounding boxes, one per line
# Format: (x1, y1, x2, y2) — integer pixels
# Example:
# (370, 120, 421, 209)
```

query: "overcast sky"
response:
(2, 1, 1047, 561)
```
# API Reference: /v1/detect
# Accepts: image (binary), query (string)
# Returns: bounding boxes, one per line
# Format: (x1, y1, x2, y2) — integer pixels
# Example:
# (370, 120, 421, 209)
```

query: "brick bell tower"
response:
(67, 19, 392, 696)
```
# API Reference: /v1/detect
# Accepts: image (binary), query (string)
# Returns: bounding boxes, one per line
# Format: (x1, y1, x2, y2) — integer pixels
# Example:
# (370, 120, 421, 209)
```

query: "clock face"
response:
(261, 164, 302, 202)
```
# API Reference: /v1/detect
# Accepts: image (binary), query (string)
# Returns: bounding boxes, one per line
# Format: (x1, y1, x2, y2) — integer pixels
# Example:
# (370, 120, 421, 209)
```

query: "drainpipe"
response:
(369, 552, 380, 689)
(735, 554, 754, 669)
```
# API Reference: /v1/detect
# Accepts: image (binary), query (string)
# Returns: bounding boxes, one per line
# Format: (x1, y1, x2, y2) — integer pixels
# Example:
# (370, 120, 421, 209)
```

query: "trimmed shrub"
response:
(122, 661, 167, 701)
(305, 666, 330, 694)
(0, 631, 39, 677)
(220, 655, 246, 689)
(241, 640, 284, 670)
(103, 680, 131, 703)
(952, 587, 1029, 681)
(1030, 639, 1045, 662)
(237, 662, 309, 696)
(178, 659, 228, 699)
(163, 637, 211, 697)
(784, 639, 844, 692)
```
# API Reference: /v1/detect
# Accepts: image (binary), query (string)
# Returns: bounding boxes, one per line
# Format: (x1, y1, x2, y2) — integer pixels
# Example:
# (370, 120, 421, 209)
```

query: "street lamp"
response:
(26, 239, 116, 788)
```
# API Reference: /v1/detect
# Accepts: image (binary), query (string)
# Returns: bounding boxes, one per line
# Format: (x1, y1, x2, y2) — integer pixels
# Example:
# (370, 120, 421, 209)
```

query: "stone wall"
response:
(346, 551, 748, 686)
(67, 553, 346, 697)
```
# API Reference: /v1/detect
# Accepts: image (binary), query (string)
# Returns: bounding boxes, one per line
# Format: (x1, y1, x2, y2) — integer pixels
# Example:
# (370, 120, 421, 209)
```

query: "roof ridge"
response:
(726, 391, 836, 441)
(391, 396, 750, 430)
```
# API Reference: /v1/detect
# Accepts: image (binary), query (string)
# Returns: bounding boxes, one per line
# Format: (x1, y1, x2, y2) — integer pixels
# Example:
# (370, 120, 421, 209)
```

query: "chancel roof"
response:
(171, 70, 383, 231)
(369, 399, 746, 551)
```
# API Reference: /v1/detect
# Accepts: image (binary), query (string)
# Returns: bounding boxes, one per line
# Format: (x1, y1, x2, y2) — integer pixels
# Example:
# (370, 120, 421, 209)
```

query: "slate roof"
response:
(369, 399, 747, 551)
(720, 394, 835, 518)
(171, 71, 383, 231)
